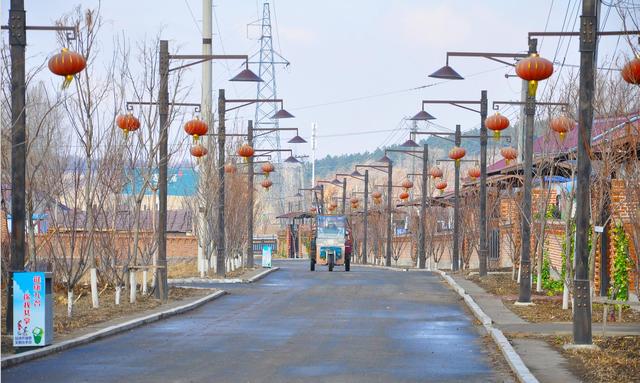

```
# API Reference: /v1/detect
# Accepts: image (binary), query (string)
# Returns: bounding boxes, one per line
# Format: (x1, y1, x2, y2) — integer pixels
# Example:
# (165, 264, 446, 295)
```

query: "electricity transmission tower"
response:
(250, 1, 290, 220)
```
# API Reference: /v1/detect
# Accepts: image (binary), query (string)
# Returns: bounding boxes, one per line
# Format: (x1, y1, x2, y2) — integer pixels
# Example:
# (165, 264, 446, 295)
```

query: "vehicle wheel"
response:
(345, 255, 350, 272)
(310, 259, 315, 271)
(328, 254, 334, 272)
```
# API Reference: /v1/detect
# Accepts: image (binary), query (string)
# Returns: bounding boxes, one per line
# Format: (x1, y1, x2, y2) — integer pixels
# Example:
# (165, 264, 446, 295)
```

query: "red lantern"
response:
(261, 162, 275, 176)
(373, 197, 381, 205)
(350, 197, 359, 204)
(485, 112, 510, 139)
(261, 179, 273, 190)
(184, 118, 208, 142)
(116, 113, 141, 138)
(399, 191, 409, 201)
(448, 146, 466, 164)
(328, 205, 336, 212)
(330, 202, 338, 209)
(190, 144, 208, 158)
(468, 167, 481, 180)
(549, 116, 575, 141)
(622, 56, 640, 85)
(224, 163, 237, 174)
(430, 166, 443, 179)
(48, 48, 87, 89)
(515, 53, 554, 96)
(351, 201, 359, 209)
(237, 144, 255, 159)
(500, 147, 517, 165)
(372, 191, 382, 199)
(401, 179, 414, 190)
(435, 180, 448, 195)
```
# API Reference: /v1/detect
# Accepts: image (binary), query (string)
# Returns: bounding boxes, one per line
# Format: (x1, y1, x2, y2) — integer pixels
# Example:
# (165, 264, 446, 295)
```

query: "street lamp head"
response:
(401, 138, 420, 148)
(287, 134, 307, 144)
(284, 155, 300, 163)
(294, 192, 303, 198)
(331, 178, 342, 186)
(350, 170, 363, 177)
(271, 108, 295, 119)
(378, 154, 392, 163)
(229, 68, 263, 82)
(409, 110, 436, 121)
(429, 65, 464, 80)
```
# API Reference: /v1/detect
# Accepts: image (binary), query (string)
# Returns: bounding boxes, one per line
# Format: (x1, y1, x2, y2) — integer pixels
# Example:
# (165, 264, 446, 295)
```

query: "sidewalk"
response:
(448, 274, 640, 383)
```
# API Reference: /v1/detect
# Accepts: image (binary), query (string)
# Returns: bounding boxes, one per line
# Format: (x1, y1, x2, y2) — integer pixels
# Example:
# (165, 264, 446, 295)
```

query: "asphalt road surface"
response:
(2, 260, 513, 382)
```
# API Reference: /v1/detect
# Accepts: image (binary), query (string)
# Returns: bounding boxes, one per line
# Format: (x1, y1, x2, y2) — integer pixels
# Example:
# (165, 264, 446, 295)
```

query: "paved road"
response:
(3, 260, 512, 382)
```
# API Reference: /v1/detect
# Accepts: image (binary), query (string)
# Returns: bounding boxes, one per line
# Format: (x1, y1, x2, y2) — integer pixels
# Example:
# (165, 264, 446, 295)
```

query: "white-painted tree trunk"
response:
(536, 265, 543, 292)
(67, 291, 74, 317)
(198, 245, 204, 276)
(115, 286, 122, 305)
(434, 261, 438, 270)
(142, 270, 148, 294)
(562, 281, 570, 309)
(129, 271, 137, 303)
(90, 268, 99, 308)
(517, 262, 522, 284)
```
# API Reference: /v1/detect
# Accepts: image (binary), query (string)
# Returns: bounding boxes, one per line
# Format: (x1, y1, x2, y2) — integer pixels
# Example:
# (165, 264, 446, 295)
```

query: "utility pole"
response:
(7, 0, 27, 332)
(216, 89, 227, 277)
(198, 0, 213, 277)
(363, 170, 369, 265)
(311, 123, 317, 187)
(453, 125, 461, 271)
(418, 144, 428, 269)
(247, 120, 255, 268)
(479, 90, 488, 276)
(155, 40, 170, 301)
(341, 178, 347, 214)
(386, 160, 393, 266)
(574, 0, 598, 345)
(517, 38, 538, 304)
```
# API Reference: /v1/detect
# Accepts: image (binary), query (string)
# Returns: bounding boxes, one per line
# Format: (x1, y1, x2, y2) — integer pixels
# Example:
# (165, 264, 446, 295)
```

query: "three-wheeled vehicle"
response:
(310, 215, 351, 272)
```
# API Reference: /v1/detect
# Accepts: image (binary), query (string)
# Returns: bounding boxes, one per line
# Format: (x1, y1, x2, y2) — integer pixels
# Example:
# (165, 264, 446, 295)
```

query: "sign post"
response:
(261, 245, 272, 268)
(13, 272, 52, 347)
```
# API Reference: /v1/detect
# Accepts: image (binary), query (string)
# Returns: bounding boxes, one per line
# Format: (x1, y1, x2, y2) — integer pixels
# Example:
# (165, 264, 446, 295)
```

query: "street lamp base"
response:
(563, 343, 599, 351)
(514, 301, 535, 306)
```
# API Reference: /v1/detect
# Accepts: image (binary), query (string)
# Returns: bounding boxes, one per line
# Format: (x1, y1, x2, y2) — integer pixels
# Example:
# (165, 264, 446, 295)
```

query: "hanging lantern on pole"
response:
(430, 166, 443, 179)
(448, 146, 466, 165)
(468, 167, 481, 180)
(485, 112, 510, 140)
(622, 56, 640, 85)
(184, 118, 208, 143)
(500, 147, 518, 165)
(190, 144, 208, 160)
(48, 48, 87, 89)
(401, 179, 414, 191)
(261, 162, 275, 177)
(549, 116, 575, 141)
(237, 144, 255, 161)
(116, 113, 141, 139)
(261, 179, 273, 190)
(515, 53, 554, 97)
(435, 180, 447, 195)
(224, 163, 237, 174)
(399, 191, 409, 201)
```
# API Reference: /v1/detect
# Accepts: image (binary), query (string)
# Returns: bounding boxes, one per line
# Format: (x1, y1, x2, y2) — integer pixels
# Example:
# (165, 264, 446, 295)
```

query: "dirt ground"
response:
(467, 273, 640, 323)
(548, 335, 640, 383)
(168, 261, 258, 279)
(1, 285, 210, 354)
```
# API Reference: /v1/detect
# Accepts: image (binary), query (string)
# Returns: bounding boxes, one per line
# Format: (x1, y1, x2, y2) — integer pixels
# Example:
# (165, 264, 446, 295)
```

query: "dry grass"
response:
(506, 298, 640, 323)
(168, 261, 258, 279)
(548, 335, 640, 383)
(1, 285, 210, 354)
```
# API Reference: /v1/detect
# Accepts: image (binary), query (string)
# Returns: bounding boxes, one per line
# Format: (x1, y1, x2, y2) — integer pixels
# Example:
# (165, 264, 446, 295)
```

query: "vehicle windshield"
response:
(317, 215, 346, 238)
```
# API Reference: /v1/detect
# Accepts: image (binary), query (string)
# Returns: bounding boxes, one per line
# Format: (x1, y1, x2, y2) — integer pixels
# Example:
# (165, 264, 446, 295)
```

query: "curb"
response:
(1, 290, 227, 369)
(354, 264, 432, 272)
(434, 270, 539, 383)
(247, 267, 280, 282)
(168, 267, 279, 285)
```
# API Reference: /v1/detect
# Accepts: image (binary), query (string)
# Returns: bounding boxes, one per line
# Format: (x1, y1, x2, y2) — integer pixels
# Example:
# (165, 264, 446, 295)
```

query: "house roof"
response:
(49, 209, 193, 233)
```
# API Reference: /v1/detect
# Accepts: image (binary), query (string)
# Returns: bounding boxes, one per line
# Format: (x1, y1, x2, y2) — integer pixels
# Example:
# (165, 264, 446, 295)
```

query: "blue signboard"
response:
(13, 272, 47, 347)
(262, 245, 272, 268)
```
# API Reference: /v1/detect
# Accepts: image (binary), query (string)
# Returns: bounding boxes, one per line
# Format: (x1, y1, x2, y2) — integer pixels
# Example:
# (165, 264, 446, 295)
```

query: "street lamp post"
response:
(385, 146, 429, 269)
(4, 0, 78, 333)
(336, 169, 369, 264)
(356, 159, 393, 266)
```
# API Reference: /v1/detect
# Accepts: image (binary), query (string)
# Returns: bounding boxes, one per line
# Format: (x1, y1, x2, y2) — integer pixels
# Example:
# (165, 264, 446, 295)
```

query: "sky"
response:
(1, 0, 634, 160)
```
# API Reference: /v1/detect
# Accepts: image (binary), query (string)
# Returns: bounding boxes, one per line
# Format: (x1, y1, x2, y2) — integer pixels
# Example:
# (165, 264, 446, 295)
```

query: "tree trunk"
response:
(67, 290, 74, 317)
(129, 270, 137, 303)
(90, 268, 99, 308)
(142, 269, 148, 294)
(115, 285, 122, 305)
